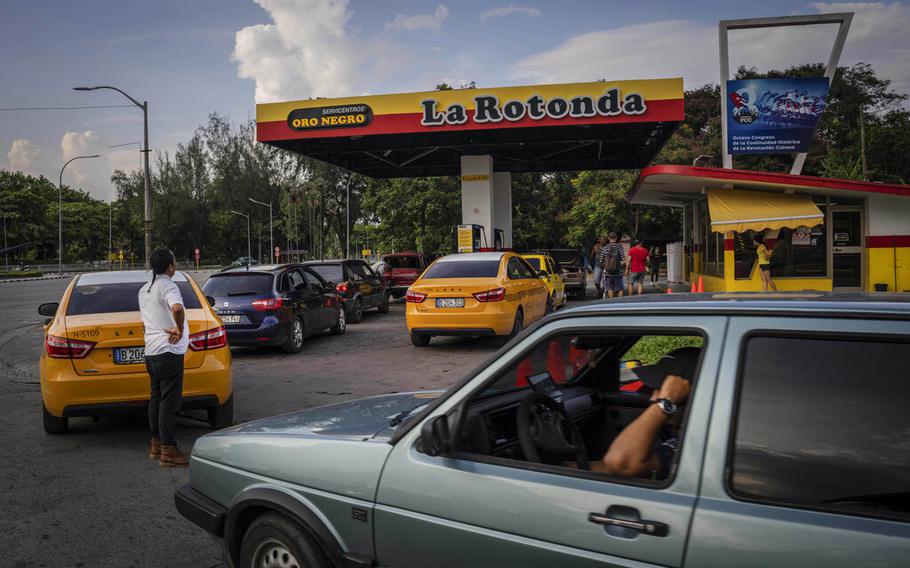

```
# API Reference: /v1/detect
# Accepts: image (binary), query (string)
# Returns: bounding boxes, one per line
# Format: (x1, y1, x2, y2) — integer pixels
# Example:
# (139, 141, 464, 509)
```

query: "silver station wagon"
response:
(176, 295, 910, 568)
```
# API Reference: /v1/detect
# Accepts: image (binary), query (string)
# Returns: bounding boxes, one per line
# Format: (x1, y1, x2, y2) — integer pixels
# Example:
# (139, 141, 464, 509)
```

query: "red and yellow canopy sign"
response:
(257, 78, 683, 143)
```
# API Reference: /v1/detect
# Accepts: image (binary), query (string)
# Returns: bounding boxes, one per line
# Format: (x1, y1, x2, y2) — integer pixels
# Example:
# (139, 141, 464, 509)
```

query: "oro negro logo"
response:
(287, 104, 373, 131)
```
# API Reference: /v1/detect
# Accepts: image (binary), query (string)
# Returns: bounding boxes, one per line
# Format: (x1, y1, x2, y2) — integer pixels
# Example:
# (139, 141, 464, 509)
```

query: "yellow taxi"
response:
(37, 270, 233, 434)
(520, 253, 567, 310)
(405, 252, 549, 346)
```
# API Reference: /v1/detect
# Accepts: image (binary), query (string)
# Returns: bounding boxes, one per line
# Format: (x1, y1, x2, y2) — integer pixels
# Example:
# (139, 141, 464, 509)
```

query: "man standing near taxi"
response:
(139, 249, 190, 467)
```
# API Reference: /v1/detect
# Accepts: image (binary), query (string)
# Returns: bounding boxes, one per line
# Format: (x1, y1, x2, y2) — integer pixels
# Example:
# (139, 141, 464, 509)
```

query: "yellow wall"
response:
(867, 246, 910, 292)
(692, 250, 833, 292)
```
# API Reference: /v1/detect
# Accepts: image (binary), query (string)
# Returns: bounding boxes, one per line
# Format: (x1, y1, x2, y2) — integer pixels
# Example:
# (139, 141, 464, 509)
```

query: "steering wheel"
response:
(516, 392, 590, 470)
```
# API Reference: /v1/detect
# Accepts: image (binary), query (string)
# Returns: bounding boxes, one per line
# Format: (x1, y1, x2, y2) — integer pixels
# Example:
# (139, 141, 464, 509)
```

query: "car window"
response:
(421, 260, 501, 279)
(524, 257, 542, 271)
(358, 262, 376, 279)
(308, 264, 344, 283)
(730, 335, 910, 522)
(349, 262, 370, 281)
(300, 268, 324, 289)
(507, 257, 533, 279)
(202, 274, 274, 297)
(286, 269, 306, 291)
(384, 255, 420, 269)
(67, 281, 202, 315)
(547, 258, 557, 275)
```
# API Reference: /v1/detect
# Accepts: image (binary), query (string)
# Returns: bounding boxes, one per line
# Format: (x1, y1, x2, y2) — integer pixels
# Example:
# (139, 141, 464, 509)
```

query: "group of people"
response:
(589, 233, 663, 299)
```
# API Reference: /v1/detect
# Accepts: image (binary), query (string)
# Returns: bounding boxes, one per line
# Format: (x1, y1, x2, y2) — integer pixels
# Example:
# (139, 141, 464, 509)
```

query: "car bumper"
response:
(174, 484, 226, 537)
(389, 285, 412, 296)
(224, 317, 288, 347)
(406, 305, 515, 336)
(40, 351, 233, 417)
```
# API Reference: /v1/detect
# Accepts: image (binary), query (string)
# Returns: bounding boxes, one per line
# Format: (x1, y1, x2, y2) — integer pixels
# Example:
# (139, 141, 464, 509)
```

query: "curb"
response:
(0, 275, 71, 284)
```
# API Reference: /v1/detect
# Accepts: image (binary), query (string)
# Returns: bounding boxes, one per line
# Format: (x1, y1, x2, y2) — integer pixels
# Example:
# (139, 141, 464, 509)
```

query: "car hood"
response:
(191, 391, 445, 502)
(210, 390, 444, 441)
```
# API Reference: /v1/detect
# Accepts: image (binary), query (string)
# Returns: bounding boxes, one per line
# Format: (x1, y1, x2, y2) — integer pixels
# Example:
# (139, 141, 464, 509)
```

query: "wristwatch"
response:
(653, 398, 678, 416)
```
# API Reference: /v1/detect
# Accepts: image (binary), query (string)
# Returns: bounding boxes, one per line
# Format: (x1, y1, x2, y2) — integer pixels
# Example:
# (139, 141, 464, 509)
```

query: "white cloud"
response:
(480, 4, 541, 23)
(233, 0, 408, 103)
(386, 4, 449, 32)
(60, 131, 115, 200)
(512, 2, 910, 100)
(7, 139, 41, 175)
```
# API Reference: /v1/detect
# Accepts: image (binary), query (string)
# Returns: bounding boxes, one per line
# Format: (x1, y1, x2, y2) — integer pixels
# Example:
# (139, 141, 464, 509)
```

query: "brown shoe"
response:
(149, 437, 161, 460)
(159, 445, 189, 468)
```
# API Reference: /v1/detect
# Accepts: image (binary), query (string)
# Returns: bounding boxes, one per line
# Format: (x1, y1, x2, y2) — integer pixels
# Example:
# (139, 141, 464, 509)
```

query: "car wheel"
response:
(377, 292, 390, 313)
(238, 512, 329, 568)
(349, 297, 363, 324)
(207, 395, 234, 430)
(410, 333, 431, 347)
(509, 309, 524, 338)
(42, 405, 68, 434)
(545, 294, 554, 314)
(330, 306, 346, 335)
(281, 318, 304, 354)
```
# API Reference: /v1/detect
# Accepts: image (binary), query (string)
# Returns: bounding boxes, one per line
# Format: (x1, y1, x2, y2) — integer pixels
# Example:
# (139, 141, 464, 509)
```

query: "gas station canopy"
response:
(256, 78, 684, 178)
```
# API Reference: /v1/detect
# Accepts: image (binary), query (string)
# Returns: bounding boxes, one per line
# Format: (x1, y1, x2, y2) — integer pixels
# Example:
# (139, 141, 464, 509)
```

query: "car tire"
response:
(377, 292, 390, 313)
(330, 306, 346, 335)
(207, 395, 234, 430)
(238, 512, 329, 568)
(281, 318, 304, 354)
(349, 297, 363, 324)
(410, 333, 431, 347)
(508, 309, 524, 338)
(545, 294, 554, 314)
(42, 405, 68, 434)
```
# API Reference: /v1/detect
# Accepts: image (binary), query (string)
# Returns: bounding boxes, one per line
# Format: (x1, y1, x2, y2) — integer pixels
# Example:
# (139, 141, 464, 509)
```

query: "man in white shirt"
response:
(138, 249, 189, 467)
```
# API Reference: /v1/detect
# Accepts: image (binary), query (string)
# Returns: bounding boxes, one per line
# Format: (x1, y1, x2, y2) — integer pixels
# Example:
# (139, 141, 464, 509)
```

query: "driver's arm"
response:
(598, 375, 690, 477)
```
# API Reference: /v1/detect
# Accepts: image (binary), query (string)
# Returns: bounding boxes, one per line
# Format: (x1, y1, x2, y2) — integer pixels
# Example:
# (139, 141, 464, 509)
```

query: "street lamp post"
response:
(248, 198, 272, 263)
(108, 202, 113, 270)
(2, 214, 8, 273)
(230, 210, 251, 261)
(59, 154, 100, 275)
(74, 86, 152, 268)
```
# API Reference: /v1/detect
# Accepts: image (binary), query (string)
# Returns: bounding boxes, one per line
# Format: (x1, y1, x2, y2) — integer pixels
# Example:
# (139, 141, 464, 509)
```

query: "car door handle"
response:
(588, 512, 669, 537)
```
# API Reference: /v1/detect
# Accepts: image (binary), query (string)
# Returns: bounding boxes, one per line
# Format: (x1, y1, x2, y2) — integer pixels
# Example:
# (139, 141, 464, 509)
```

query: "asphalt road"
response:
(0, 273, 555, 568)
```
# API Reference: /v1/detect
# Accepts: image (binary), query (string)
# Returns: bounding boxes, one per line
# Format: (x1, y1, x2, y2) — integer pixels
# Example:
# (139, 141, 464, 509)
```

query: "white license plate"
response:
(436, 298, 465, 308)
(221, 315, 241, 324)
(114, 346, 145, 365)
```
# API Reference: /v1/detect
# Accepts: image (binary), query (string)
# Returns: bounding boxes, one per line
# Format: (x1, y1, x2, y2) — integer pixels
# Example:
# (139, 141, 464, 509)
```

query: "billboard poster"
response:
(726, 77, 830, 155)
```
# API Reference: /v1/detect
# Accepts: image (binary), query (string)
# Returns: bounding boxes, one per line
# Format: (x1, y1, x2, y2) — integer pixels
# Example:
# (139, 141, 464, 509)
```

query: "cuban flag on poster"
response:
(726, 77, 830, 155)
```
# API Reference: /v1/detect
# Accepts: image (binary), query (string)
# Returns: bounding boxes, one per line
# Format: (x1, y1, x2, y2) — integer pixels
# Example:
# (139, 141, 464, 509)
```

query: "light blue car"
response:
(176, 296, 910, 567)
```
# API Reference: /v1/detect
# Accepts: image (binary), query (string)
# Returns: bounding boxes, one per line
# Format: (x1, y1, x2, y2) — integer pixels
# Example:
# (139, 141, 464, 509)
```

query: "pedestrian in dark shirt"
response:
(649, 246, 662, 285)
(598, 232, 625, 299)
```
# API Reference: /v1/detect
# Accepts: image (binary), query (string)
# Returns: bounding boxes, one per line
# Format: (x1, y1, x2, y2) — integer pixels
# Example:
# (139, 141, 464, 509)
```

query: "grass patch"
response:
(0, 271, 43, 278)
(623, 335, 704, 365)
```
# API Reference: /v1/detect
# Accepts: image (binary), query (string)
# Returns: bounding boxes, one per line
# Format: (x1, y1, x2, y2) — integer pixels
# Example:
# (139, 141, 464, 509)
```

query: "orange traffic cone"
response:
(666, 287, 673, 294)
(690, 281, 697, 293)
(697, 276, 705, 293)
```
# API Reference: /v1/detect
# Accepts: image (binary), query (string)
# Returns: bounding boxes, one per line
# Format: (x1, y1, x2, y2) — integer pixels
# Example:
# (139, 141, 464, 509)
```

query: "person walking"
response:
(754, 234, 777, 292)
(649, 245, 662, 285)
(598, 232, 625, 299)
(589, 236, 605, 298)
(626, 240, 649, 296)
(138, 249, 190, 467)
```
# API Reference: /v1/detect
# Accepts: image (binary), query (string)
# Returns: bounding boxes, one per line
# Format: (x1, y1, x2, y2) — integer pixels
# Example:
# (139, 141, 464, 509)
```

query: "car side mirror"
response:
(38, 302, 59, 317)
(420, 415, 452, 457)
(538, 270, 548, 278)
(206, 296, 216, 307)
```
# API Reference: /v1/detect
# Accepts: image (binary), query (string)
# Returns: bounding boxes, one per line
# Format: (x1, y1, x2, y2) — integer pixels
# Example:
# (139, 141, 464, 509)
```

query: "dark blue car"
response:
(202, 264, 346, 353)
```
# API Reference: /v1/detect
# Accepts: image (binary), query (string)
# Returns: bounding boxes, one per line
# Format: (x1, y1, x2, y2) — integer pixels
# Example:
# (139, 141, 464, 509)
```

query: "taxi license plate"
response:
(221, 315, 241, 324)
(114, 347, 145, 365)
(436, 298, 464, 308)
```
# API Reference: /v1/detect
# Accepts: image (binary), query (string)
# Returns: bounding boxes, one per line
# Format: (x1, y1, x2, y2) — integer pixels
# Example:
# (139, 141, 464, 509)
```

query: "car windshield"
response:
(384, 255, 420, 269)
(545, 250, 582, 267)
(202, 274, 273, 296)
(308, 264, 344, 283)
(524, 258, 542, 271)
(421, 260, 500, 279)
(67, 281, 201, 315)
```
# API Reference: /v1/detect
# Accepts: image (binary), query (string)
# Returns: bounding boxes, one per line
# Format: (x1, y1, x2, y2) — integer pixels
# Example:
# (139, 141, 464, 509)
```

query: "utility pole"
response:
(248, 198, 273, 262)
(859, 106, 868, 180)
(59, 154, 100, 275)
(345, 175, 352, 259)
(108, 202, 113, 270)
(2, 214, 8, 273)
(230, 210, 251, 261)
(74, 86, 152, 267)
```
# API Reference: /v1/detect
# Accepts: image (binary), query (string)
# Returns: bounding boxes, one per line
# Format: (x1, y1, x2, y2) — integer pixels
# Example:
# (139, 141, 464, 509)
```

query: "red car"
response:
(380, 252, 430, 298)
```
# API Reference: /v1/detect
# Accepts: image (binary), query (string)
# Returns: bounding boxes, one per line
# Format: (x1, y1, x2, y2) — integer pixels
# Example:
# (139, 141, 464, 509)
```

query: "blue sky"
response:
(2, 1, 908, 200)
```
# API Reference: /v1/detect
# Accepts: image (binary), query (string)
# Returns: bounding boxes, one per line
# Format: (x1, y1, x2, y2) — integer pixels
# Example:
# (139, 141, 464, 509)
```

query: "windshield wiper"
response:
(227, 291, 257, 296)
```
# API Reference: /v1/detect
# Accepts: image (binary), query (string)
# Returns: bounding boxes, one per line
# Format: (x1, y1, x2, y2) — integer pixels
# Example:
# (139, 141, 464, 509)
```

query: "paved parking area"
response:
(0, 274, 592, 567)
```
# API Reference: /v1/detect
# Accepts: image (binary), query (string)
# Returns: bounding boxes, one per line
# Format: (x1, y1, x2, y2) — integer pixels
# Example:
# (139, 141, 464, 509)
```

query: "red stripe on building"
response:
(257, 98, 684, 142)
(724, 238, 734, 251)
(866, 235, 910, 248)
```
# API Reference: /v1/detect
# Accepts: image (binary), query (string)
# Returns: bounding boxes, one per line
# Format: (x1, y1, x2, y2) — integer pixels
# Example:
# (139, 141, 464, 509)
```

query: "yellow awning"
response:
(707, 188, 824, 233)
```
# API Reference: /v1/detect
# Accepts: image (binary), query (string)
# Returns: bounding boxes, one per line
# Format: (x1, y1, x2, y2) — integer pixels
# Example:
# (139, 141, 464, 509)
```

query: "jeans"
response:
(145, 352, 184, 446)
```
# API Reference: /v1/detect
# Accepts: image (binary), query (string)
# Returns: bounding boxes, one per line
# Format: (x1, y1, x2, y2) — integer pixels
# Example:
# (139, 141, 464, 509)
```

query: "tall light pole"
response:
(108, 201, 113, 270)
(2, 214, 8, 273)
(248, 198, 272, 262)
(230, 210, 251, 261)
(345, 175, 352, 259)
(59, 154, 100, 275)
(74, 85, 152, 268)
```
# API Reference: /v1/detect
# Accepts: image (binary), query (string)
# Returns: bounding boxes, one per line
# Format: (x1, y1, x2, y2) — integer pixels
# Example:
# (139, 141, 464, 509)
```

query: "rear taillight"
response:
(473, 287, 505, 302)
(189, 326, 227, 351)
(335, 281, 350, 294)
(46, 335, 95, 358)
(251, 298, 283, 311)
(405, 289, 427, 303)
